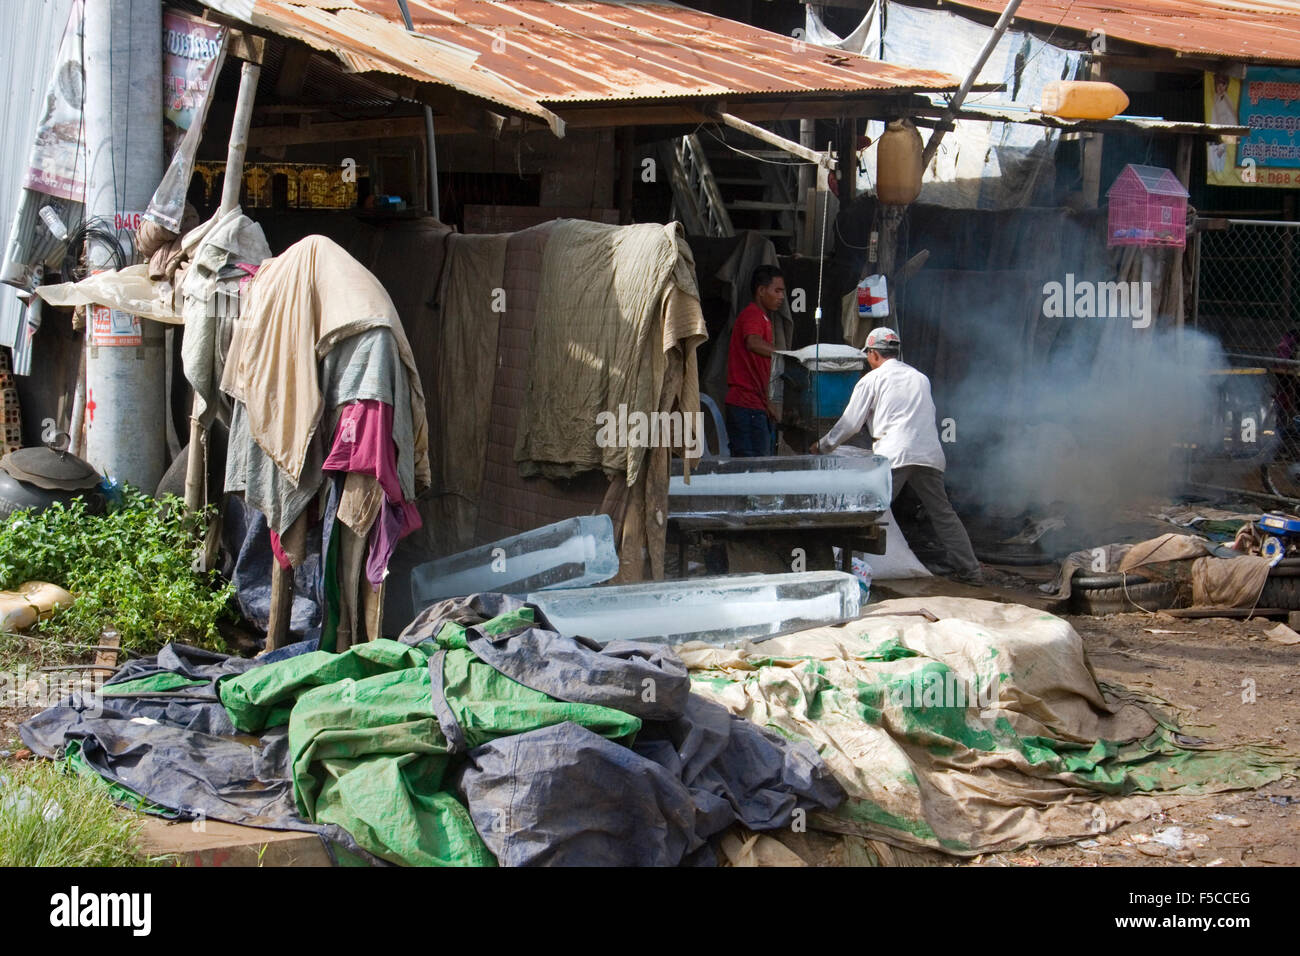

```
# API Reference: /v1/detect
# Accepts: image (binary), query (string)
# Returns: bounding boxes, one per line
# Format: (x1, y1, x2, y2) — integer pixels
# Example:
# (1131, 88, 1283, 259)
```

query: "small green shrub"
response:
(0, 491, 233, 654)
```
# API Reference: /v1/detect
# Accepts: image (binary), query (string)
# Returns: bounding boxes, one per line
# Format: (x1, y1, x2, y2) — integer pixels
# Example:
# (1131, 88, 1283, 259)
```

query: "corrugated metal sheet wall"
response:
(0, 0, 76, 357)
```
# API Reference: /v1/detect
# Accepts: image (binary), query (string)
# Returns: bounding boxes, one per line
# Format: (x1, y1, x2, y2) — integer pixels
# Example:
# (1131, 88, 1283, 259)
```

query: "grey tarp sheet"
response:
(21, 594, 843, 866)
(18, 642, 369, 861)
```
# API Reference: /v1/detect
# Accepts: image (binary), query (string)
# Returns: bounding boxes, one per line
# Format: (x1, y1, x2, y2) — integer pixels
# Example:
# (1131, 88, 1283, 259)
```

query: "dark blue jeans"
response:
(725, 404, 772, 457)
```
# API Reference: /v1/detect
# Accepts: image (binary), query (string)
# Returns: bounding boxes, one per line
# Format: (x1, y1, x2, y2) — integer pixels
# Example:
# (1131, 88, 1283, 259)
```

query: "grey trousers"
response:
(892, 465, 981, 575)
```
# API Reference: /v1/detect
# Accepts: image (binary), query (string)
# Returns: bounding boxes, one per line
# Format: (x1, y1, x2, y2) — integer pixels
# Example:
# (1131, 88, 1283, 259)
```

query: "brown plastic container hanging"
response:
(876, 119, 923, 206)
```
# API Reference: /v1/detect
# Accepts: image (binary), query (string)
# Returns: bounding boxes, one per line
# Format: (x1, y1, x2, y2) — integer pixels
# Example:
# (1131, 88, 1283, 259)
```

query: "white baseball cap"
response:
(865, 327, 901, 350)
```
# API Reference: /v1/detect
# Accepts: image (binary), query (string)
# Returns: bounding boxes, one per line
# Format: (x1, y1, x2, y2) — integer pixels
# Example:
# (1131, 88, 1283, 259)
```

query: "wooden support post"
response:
(184, 58, 260, 513)
(94, 628, 120, 671)
(1080, 61, 1107, 209)
(265, 514, 306, 652)
(875, 204, 905, 336)
(265, 563, 293, 653)
(619, 126, 635, 225)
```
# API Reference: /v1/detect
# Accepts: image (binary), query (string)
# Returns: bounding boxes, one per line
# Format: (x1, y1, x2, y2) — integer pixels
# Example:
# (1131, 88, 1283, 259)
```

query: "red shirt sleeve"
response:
(735, 310, 770, 343)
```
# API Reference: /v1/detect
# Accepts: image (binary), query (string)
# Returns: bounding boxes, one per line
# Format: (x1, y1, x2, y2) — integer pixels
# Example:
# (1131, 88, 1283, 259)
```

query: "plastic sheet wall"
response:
(807, 1, 1085, 210)
(0, 0, 76, 361)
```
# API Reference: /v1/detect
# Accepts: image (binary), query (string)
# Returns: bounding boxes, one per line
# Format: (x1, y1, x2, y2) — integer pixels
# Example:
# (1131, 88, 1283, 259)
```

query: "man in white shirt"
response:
(810, 327, 983, 585)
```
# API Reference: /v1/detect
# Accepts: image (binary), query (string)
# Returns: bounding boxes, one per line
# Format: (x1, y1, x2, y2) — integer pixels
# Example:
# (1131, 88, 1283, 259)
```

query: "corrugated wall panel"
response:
(0, 0, 76, 354)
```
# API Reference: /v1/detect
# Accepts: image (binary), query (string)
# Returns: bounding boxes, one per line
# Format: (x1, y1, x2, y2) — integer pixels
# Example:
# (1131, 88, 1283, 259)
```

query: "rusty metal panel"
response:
(939, 0, 1300, 65)
(208, 0, 963, 137)
(360, 0, 959, 101)
(203, 0, 564, 130)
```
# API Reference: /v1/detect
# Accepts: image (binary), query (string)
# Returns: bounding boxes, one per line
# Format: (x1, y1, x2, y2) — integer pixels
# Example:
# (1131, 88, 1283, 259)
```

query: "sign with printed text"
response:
(24, 0, 87, 200)
(146, 9, 226, 233)
(91, 305, 142, 347)
(113, 211, 144, 233)
(163, 10, 223, 134)
(1206, 67, 1300, 188)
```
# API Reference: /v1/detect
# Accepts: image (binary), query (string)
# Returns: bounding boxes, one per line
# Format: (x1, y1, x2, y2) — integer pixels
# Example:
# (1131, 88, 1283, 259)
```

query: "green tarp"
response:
(219, 611, 642, 866)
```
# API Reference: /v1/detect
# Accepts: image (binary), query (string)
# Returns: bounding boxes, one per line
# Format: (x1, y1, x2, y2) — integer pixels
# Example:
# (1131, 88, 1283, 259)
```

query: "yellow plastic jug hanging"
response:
(876, 119, 923, 205)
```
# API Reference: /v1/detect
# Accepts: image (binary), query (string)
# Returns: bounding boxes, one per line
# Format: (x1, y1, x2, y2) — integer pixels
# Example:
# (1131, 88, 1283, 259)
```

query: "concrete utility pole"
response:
(83, 0, 165, 490)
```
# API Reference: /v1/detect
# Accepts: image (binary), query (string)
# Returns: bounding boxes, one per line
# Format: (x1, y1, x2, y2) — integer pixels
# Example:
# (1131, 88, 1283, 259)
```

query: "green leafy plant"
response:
(0, 491, 233, 654)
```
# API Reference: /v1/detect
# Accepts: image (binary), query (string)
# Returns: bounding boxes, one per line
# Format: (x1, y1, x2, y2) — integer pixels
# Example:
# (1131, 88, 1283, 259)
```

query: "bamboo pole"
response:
(183, 59, 260, 511)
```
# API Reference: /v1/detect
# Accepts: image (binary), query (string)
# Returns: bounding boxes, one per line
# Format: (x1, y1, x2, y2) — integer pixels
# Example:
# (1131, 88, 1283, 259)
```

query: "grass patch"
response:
(0, 759, 172, 866)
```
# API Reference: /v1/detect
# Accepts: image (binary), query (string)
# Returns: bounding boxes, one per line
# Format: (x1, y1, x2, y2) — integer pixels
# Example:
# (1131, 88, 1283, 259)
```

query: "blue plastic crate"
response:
(799, 369, 860, 420)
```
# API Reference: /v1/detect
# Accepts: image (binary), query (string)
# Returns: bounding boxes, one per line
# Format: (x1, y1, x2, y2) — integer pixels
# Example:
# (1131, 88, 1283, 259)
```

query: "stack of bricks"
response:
(0, 350, 19, 455)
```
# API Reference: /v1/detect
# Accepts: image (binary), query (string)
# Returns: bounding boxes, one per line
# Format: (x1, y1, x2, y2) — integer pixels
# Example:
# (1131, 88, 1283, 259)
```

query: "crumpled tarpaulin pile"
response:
(1044, 531, 1275, 609)
(680, 596, 1296, 857)
(20, 595, 842, 866)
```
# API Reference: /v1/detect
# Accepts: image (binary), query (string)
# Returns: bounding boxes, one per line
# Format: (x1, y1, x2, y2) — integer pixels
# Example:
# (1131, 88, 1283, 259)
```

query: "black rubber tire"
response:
(1258, 575, 1300, 609)
(1071, 570, 1152, 590)
(1069, 580, 1179, 615)
(974, 548, 1055, 567)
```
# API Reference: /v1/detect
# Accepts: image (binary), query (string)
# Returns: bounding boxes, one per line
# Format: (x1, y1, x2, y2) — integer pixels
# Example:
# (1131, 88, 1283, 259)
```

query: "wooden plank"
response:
(1081, 61, 1105, 208)
(713, 111, 833, 167)
(93, 629, 120, 671)
(274, 43, 312, 100)
(618, 126, 635, 225)
(1165, 607, 1292, 619)
(1097, 53, 1249, 77)
(730, 199, 800, 211)
(266, 563, 294, 653)
(1174, 134, 1194, 331)
(225, 29, 265, 66)
(249, 115, 437, 148)
(265, 515, 307, 653)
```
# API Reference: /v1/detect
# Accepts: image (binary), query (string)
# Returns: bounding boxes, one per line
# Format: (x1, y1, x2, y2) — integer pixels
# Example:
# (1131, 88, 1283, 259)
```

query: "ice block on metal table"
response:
(526, 570, 861, 646)
(669, 454, 892, 530)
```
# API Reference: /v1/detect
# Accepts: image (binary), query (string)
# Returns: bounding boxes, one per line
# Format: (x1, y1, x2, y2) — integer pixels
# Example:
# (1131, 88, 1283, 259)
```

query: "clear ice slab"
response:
(669, 454, 892, 530)
(411, 515, 619, 609)
(527, 570, 862, 646)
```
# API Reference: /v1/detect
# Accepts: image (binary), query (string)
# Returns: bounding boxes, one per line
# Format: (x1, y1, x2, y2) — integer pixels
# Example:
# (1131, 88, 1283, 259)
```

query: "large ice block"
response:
(411, 515, 619, 609)
(526, 571, 862, 646)
(669, 454, 891, 530)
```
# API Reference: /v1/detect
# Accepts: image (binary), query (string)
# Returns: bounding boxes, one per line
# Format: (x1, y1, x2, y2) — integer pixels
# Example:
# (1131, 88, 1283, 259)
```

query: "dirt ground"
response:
(967, 609, 1300, 867)
(1, 706, 40, 760)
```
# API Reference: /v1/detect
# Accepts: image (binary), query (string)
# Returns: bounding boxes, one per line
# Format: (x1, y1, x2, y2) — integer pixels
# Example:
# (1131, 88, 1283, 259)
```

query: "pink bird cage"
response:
(1107, 164, 1188, 248)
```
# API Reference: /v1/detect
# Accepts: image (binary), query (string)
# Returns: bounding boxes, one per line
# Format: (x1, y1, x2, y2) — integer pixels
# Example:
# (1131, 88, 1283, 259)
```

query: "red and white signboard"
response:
(91, 305, 142, 347)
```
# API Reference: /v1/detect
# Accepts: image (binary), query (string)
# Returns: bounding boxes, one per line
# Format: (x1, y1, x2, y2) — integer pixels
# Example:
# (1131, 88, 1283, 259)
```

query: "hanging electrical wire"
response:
(62, 216, 129, 281)
(701, 125, 812, 167)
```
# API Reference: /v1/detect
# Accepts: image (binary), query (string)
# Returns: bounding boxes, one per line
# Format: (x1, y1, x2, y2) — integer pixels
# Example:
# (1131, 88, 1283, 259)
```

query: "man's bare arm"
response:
(744, 333, 775, 358)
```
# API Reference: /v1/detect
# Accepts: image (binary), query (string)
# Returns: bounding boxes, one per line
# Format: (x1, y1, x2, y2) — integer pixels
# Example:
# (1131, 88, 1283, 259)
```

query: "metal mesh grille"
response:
(1195, 220, 1300, 500)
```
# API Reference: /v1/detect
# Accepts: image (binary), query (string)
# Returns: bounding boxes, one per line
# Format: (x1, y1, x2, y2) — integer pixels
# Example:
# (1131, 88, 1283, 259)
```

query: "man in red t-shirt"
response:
(725, 265, 784, 456)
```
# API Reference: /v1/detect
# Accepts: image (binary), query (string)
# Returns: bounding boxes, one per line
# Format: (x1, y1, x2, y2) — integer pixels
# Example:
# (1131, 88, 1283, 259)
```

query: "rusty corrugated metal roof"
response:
(355, 0, 960, 103)
(937, 0, 1300, 65)
(201, 0, 566, 131)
